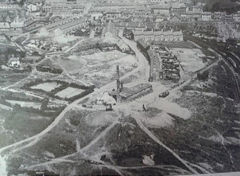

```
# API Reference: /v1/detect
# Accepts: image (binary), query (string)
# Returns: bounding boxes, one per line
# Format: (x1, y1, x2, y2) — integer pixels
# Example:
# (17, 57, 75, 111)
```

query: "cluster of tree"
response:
(201, 0, 240, 13)
(7, 0, 27, 6)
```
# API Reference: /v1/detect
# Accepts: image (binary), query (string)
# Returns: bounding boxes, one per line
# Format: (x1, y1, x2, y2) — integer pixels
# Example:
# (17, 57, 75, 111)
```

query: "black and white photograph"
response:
(0, 0, 240, 176)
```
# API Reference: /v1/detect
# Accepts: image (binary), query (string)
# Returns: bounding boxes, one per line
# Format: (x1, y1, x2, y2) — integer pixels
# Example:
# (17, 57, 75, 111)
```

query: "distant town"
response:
(0, 0, 240, 176)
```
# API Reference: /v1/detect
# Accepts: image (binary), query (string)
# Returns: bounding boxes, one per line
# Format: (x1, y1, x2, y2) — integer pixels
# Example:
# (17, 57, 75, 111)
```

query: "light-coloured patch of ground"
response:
(80, 50, 127, 66)
(171, 48, 206, 79)
(53, 29, 79, 44)
(57, 55, 87, 74)
(67, 51, 138, 87)
(31, 82, 62, 92)
(83, 111, 119, 127)
(142, 155, 155, 166)
(28, 116, 51, 121)
(151, 99, 191, 120)
(115, 79, 191, 128)
(55, 87, 85, 99)
(0, 156, 7, 176)
(111, 54, 138, 68)
(140, 111, 174, 128)
(36, 28, 80, 44)
(0, 104, 12, 111)
(5, 100, 42, 109)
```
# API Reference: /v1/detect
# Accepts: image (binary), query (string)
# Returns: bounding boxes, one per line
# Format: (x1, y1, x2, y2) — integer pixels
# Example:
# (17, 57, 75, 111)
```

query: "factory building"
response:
(110, 66, 153, 102)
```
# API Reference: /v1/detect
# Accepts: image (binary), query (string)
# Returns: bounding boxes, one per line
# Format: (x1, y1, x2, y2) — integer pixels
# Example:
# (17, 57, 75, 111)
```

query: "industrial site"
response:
(0, 0, 240, 176)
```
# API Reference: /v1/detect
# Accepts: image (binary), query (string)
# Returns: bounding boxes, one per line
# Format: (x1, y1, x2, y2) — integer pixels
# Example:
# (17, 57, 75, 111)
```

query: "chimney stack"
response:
(116, 65, 120, 92)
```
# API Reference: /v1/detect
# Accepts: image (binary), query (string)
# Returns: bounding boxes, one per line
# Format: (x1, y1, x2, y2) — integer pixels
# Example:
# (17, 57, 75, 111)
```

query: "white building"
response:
(26, 4, 39, 12)
(202, 12, 212, 21)
(149, 0, 164, 4)
(90, 12, 103, 20)
(233, 12, 240, 22)
(152, 7, 170, 16)
(0, 16, 24, 32)
(43, 3, 84, 17)
(0, 22, 11, 31)
(26, 0, 44, 6)
(0, 3, 20, 10)
(8, 57, 21, 68)
(97, 92, 116, 106)
(11, 16, 25, 28)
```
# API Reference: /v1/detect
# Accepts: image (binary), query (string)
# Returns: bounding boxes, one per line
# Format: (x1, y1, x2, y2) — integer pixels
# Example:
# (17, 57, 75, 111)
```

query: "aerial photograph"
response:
(0, 0, 240, 175)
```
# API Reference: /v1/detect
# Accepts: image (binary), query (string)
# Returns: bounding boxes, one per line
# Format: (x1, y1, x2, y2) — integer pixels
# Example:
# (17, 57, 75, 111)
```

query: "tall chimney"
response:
(116, 65, 120, 91)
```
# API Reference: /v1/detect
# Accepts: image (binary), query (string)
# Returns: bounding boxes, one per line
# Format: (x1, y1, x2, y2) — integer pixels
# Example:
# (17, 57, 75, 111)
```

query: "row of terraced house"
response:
(134, 30, 183, 42)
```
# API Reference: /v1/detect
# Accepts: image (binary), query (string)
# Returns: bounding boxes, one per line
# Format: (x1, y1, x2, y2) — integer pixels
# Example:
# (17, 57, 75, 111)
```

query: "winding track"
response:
(26, 38, 210, 175)
(27, 120, 119, 169)
(0, 38, 149, 156)
(134, 116, 200, 174)
(0, 37, 224, 175)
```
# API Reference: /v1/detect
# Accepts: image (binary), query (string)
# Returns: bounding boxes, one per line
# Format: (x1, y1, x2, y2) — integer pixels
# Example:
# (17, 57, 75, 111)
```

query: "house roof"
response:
(0, 22, 10, 28)
(100, 92, 116, 104)
(120, 83, 152, 99)
(8, 57, 20, 63)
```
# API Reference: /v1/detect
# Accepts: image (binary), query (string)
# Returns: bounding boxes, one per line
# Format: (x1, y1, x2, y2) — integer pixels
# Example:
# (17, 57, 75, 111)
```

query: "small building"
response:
(118, 83, 153, 102)
(8, 56, 21, 68)
(10, 16, 25, 31)
(235, 104, 240, 114)
(26, 4, 39, 12)
(212, 12, 225, 21)
(233, 12, 240, 22)
(26, 0, 44, 6)
(43, 2, 84, 17)
(97, 92, 116, 106)
(151, 7, 170, 16)
(149, 0, 164, 4)
(222, 14, 234, 22)
(90, 12, 103, 21)
(110, 66, 153, 102)
(201, 12, 212, 21)
(104, 11, 121, 21)
(171, 7, 187, 16)
(0, 22, 11, 31)
(0, 3, 20, 10)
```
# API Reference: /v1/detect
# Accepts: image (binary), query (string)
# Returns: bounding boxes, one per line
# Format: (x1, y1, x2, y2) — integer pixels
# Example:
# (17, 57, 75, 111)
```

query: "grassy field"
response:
(30, 82, 62, 92)
(0, 70, 30, 88)
(0, 108, 56, 148)
(7, 110, 121, 170)
(0, 89, 65, 148)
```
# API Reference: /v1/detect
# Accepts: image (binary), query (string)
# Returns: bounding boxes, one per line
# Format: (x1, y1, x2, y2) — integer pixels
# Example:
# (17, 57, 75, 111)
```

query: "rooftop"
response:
(120, 83, 152, 99)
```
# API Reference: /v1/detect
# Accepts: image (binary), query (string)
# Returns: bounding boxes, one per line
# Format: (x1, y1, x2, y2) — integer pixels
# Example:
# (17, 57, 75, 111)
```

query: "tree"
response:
(41, 97, 49, 111)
